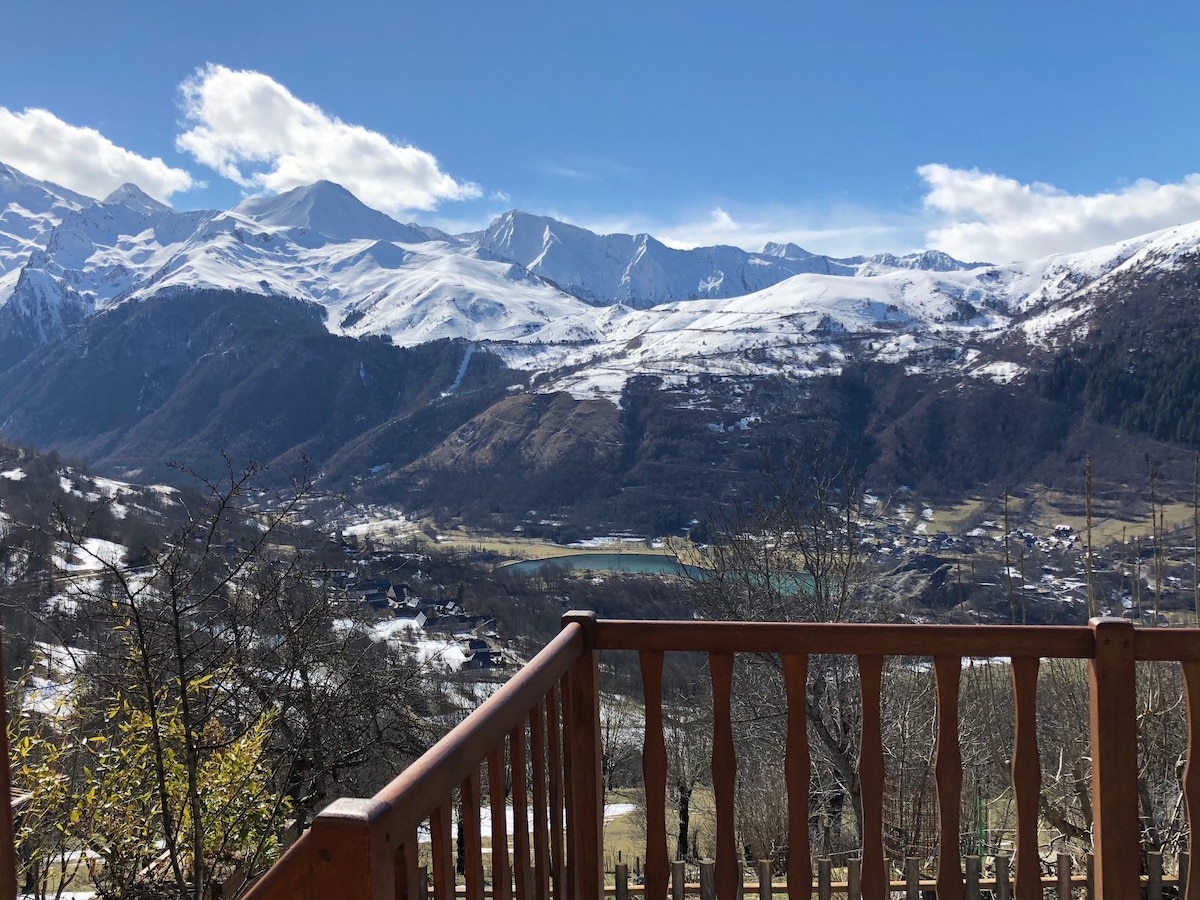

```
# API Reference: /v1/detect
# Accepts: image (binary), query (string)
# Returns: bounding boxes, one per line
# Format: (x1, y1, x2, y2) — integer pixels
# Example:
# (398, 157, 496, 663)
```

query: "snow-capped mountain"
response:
(232, 180, 432, 244)
(0, 162, 91, 292)
(473, 210, 987, 308)
(6, 161, 1200, 528)
(3, 160, 1200, 401)
(0, 178, 604, 354)
(483, 217, 1200, 397)
(0, 184, 217, 350)
(0, 169, 1003, 374)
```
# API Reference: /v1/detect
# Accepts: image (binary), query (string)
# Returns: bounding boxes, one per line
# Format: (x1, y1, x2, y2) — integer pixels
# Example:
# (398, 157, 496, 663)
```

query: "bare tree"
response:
(682, 445, 876, 856)
(11, 460, 434, 899)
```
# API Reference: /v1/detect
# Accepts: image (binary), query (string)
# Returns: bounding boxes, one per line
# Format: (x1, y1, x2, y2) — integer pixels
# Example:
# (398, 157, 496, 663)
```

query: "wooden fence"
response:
(400, 852, 1188, 900)
(237, 614, 1200, 900)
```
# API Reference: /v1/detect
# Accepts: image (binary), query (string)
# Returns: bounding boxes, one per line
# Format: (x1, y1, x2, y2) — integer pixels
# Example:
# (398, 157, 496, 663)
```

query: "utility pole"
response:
(1086, 457, 1096, 618)
(1004, 488, 1015, 623)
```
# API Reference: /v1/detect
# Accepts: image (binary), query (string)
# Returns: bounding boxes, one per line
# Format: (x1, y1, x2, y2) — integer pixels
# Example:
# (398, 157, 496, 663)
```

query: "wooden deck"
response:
(227, 614, 1197, 900)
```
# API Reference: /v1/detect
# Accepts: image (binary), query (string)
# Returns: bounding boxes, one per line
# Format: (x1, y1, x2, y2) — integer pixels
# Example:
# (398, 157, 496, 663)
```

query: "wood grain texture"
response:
(432, 801, 455, 900)
(858, 656, 885, 900)
(1182, 661, 1200, 900)
(247, 617, 1200, 900)
(993, 855, 1011, 900)
(846, 858, 861, 900)
(594, 621, 1094, 658)
(817, 859, 832, 900)
(512, 724, 533, 900)
(367, 625, 583, 843)
(709, 653, 738, 900)
(757, 859, 772, 900)
(308, 797, 394, 900)
(531, 704, 551, 900)
(564, 612, 604, 900)
(488, 745, 512, 900)
(463, 769, 486, 900)
(546, 689, 566, 900)
(241, 833, 315, 900)
(1010, 657, 1040, 900)
(397, 825, 420, 900)
(640, 650, 669, 900)
(964, 857, 980, 900)
(560, 675, 577, 900)
(782, 653, 811, 900)
(1088, 618, 1139, 900)
(934, 656, 963, 900)
(1133, 628, 1200, 661)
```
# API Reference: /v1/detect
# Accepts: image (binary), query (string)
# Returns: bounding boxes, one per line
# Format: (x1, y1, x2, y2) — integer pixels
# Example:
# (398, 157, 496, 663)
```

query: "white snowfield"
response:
(3, 161, 1200, 398)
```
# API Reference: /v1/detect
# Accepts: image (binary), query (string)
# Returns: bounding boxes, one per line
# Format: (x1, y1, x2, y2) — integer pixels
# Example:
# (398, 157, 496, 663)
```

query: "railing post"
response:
(756, 859, 772, 900)
(1088, 617, 1139, 900)
(563, 612, 603, 900)
(308, 797, 395, 900)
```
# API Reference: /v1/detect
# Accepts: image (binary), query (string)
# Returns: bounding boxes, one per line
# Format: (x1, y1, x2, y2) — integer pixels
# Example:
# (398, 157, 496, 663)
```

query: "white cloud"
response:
(176, 65, 480, 214)
(0, 107, 197, 203)
(598, 206, 916, 258)
(919, 164, 1200, 263)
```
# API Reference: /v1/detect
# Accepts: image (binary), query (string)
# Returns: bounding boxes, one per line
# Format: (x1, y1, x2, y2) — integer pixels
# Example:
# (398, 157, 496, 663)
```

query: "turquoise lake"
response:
(501, 552, 702, 578)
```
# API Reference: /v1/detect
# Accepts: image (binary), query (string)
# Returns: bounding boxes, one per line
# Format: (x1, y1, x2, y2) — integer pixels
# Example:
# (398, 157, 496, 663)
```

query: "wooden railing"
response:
(245, 612, 600, 900)
(243, 614, 1200, 900)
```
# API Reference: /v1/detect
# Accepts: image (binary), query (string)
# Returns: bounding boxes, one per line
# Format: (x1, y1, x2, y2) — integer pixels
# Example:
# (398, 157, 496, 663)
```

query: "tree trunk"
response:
(677, 781, 692, 861)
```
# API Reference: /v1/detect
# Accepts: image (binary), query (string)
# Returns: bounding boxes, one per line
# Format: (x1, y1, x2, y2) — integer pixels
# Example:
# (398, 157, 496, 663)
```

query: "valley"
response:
(6, 14, 1199, 899)
(3, 157, 1200, 600)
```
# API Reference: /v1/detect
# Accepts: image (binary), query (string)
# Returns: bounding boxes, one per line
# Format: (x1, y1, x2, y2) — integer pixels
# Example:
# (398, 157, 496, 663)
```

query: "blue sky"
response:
(2, 0, 1199, 261)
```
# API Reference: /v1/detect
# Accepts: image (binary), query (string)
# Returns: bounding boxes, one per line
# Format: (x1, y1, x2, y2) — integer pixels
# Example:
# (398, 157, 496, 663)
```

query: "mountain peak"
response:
(103, 183, 173, 216)
(233, 181, 428, 244)
(761, 241, 817, 260)
(0, 159, 95, 208)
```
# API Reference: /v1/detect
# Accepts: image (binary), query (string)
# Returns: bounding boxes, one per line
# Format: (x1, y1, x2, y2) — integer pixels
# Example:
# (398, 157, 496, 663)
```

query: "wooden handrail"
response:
(368, 621, 583, 840)
(244, 619, 586, 900)
(592, 620, 1097, 657)
(239, 616, 1200, 900)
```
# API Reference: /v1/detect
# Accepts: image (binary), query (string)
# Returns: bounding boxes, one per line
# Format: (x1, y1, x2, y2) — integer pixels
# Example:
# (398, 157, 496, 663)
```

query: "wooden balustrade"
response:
(239, 615, 1200, 900)
(599, 617, 1192, 900)
(244, 615, 591, 900)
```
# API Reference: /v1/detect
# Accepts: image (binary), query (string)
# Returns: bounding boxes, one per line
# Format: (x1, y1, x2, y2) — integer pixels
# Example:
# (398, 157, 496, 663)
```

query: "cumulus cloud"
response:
(177, 65, 480, 214)
(920, 164, 1200, 262)
(0, 107, 197, 202)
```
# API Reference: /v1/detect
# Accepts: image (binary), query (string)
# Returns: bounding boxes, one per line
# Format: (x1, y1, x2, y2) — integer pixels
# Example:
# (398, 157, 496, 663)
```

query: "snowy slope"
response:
(141, 217, 601, 345)
(4, 162, 1200, 399)
(0, 187, 217, 338)
(474, 210, 986, 308)
(233, 181, 433, 244)
(3, 179, 599, 348)
(998, 220, 1200, 349)
(494, 267, 1014, 397)
(0, 162, 92, 296)
(492, 221, 1200, 397)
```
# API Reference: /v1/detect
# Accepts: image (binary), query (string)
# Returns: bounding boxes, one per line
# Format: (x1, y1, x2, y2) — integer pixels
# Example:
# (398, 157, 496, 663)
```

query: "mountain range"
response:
(2, 160, 1199, 531)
